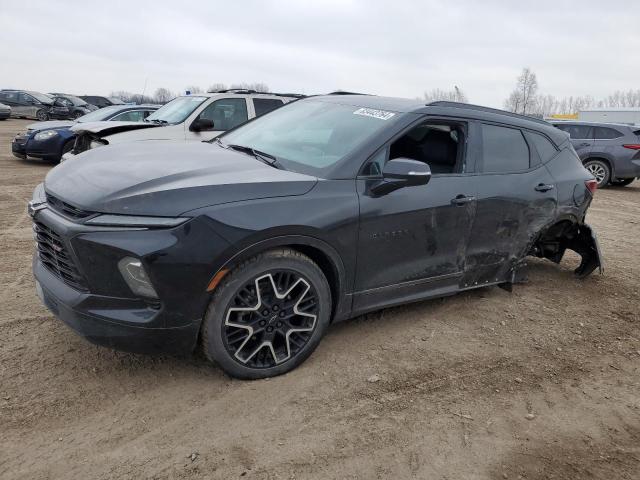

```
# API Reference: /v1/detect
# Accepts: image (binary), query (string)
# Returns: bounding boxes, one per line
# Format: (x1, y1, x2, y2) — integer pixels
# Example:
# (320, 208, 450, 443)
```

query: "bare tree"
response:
(504, 67, 538, 115)
(229, 82, 270, 92)
(153, 87, 174, 104)
(422, 86, 468, 103)
(207, 83, 227, 92)
(109, 91, 155, 104)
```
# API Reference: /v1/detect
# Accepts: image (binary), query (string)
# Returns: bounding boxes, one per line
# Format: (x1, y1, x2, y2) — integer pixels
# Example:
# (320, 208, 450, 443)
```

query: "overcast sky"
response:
(1, 0, 638, 107)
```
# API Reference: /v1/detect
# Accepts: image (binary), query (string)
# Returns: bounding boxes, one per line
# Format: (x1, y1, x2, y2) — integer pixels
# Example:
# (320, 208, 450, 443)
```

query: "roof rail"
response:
(327, 91, 369, 96)
(207, 88, 305, 98)
(426, 101, 550, 125)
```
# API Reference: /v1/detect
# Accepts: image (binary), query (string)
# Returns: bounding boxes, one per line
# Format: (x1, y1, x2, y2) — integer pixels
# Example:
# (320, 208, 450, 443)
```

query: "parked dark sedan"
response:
(80, 95, 126, 109)
(12, 104, 159, 162)
(551, 121, 640, 187)
(0, 89, 69, 121)
(49, 93, 98, 119)
(30, 96, 602, 379)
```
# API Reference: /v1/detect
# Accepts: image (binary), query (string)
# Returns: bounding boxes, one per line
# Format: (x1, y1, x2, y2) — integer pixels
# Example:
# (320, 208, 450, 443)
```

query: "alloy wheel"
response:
(585, 163, 606, 185)
(36, 110, 49, 121)
(222, 270, 319, 369)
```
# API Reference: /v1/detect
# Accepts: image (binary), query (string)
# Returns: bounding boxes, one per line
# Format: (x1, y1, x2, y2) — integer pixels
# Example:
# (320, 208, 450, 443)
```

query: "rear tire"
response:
(610, 178, 634, 187)
(202, 248, 332, 379)
(36, 109, 49, 121)
(583, 159, 610, 188)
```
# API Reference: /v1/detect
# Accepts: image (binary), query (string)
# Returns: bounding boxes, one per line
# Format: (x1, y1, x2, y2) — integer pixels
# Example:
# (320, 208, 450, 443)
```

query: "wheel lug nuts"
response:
(276, 322, 282, 328)
(273, 305, 279, 311)
(279, 311, 285, 317)
(267, 326, 273, 333)
(262, 309, 269, 316)
(259, 320, 266, 327)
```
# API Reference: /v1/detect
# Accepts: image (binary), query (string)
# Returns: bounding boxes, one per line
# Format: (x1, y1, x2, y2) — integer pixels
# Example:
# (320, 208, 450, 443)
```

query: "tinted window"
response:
(593, 127, 623, 139)
(481, 124, 530, 173)
(253, 98, 284, 117)
(198, 98, 248, 131)
(555, 124, 592, 139)
(528, 132, 558, 163)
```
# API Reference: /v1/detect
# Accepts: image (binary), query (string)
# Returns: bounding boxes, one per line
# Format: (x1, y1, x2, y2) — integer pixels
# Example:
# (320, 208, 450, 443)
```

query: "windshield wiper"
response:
(227, 144, 285, 170)
(147, 119, 168, 124)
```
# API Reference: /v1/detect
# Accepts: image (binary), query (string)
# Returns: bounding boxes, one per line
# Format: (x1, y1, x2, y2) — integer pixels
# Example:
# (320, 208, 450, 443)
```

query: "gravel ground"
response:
(0, 118, 639, 480)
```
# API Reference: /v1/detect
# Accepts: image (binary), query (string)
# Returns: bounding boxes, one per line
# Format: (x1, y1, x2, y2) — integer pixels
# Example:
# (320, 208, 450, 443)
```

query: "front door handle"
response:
(451, 194, 476, 206)
(534, 183, 555, 192)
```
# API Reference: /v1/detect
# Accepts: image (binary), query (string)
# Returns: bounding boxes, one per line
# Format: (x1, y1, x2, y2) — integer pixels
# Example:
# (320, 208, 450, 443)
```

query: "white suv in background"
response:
(62, 90, 302, 161)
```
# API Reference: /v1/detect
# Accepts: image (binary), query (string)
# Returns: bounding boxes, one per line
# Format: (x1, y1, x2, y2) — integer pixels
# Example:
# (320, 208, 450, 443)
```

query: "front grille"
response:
(46, 193, 93, 220)
(33, 221, 87, 291)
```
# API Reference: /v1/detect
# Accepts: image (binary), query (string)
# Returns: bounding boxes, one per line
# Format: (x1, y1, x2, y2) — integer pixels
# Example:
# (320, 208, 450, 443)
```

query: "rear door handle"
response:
(579, 142, 591, 147)
(451, 194, 476, 206)
(534, 183, 555, 192)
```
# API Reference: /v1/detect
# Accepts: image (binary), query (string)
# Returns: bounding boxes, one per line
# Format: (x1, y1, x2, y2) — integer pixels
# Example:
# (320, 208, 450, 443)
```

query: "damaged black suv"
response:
(30, 95, 602, 379)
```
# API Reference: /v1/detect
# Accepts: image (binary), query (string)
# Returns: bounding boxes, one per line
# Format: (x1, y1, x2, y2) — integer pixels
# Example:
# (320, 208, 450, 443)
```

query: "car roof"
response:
(311, 95, 567, 145)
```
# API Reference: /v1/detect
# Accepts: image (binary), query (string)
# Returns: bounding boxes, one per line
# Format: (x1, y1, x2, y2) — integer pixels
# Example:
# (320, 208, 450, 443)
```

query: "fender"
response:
(207, 234, 352, 322)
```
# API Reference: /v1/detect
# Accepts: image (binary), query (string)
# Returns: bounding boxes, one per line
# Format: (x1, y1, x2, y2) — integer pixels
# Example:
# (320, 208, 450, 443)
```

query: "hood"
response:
(70, 120, 159, 135)
(27, 120, 75, 132)
(44, 141, 318, 216)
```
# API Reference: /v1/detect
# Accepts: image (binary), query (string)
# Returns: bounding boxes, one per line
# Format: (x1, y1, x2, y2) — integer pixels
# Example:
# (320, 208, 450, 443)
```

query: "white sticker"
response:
(353, 107, 396, 121)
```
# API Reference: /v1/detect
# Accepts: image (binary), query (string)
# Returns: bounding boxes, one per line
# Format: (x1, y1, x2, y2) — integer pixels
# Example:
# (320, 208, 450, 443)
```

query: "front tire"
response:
(584, 159, 610, 187)
(202, 248, 332, 379)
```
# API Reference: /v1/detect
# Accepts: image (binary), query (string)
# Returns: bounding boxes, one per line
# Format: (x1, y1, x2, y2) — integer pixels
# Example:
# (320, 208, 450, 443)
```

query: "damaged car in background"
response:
(61, 90, 301, 161)
(29, 95, 602, 380)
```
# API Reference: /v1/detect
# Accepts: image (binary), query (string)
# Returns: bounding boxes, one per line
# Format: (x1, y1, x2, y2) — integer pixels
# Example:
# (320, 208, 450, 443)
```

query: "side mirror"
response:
(370, 158, 431, 196)
(190, 118, 214, 132)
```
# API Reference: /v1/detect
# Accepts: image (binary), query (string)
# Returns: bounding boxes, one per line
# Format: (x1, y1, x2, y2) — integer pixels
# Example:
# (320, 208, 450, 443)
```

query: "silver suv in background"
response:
(551, 121, 640, 187)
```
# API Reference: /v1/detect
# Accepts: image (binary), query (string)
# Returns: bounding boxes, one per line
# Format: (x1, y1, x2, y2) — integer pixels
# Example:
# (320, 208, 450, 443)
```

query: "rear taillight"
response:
(585, 179, 598, 194)
(622, 144, 640, 150)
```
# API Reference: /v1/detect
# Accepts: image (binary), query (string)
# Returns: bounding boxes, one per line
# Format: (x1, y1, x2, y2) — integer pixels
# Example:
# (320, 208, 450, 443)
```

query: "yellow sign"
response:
(549, 113, 578, 119)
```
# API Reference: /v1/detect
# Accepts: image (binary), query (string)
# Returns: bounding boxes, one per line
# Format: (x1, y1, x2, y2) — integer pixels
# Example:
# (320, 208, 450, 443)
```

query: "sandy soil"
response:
(0, 118, 638, 480)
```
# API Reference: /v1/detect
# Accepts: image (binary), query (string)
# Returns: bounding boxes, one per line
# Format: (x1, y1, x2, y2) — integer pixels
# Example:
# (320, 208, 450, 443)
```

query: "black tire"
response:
(583, 159, 610, 188)
(202, 248, 331, 379)
(36, 109, 49, 121)
(610, 178, 634, 187)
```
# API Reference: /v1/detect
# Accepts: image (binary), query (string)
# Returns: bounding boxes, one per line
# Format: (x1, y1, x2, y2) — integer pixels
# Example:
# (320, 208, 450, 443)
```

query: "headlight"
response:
(84, 214, 189, 228)
(34, 130, 58, 141)
(118, 257, 158, 298)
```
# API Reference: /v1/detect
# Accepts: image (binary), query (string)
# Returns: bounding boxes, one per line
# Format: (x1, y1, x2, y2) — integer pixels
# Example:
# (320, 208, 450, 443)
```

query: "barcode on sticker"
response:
(353, 108, 395, 120)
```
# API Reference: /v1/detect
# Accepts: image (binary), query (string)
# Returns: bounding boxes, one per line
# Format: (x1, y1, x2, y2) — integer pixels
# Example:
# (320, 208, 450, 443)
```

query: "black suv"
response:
(30, 96, 602, 379)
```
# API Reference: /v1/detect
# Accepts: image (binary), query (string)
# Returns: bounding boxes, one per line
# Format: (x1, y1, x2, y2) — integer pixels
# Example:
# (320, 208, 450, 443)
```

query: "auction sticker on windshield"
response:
(353, 108, 396, 120)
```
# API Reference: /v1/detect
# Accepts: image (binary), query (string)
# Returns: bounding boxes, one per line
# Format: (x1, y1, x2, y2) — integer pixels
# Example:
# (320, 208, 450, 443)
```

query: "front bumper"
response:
(13, 133, 63, 161)
(35, 260, 200, 354)
(0, 110, 10, 119)
(30, 194, 231, 356)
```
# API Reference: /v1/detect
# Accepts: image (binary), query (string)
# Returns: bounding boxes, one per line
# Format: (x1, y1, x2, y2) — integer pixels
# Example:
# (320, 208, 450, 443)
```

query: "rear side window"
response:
(555, 124, 592, 139)
(253, 98, 284, 117)
(481, 124, 530, 173)
(527, 132, 558, 163)
(593, 126, 623, 139)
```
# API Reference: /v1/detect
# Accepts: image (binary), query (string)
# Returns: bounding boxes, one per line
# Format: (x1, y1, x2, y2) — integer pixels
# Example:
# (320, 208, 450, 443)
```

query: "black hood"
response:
(44, 141, 318, 216)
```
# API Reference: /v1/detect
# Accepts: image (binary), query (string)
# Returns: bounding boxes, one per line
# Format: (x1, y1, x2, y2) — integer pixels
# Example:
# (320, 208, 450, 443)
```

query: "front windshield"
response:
(147, 96, 207, 124)
(29, 92, 54, 104)
(221, 100, 397, 175)
(76, 105, 125, 122)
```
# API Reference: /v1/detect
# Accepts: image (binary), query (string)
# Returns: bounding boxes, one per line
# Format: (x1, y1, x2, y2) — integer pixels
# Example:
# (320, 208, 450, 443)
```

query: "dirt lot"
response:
(0, 118, 638, 480)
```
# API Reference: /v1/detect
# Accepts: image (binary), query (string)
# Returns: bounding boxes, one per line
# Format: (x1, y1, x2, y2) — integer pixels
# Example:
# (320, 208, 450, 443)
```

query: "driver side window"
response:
(197, 98, 248, 131)
(362, 121, 467, 176)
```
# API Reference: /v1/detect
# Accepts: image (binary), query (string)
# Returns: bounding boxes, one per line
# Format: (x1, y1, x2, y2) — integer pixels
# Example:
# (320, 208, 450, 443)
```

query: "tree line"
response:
(110, 82, 271, 105)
